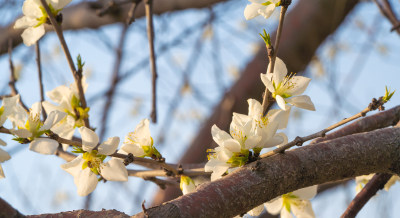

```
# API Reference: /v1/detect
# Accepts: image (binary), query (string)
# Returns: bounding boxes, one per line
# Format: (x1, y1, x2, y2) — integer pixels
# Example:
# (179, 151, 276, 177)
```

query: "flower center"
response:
(82, 150, 106, 175)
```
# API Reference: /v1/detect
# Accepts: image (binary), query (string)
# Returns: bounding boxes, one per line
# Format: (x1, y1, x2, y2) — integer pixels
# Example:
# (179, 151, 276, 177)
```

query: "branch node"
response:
(295, 136, 304, 146)
(123, 153, 135, 166)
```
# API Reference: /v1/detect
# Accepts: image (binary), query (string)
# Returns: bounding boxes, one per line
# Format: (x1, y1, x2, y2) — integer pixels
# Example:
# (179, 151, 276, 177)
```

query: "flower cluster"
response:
(204, 56, 314, 182)
(62, 127, 128, 196)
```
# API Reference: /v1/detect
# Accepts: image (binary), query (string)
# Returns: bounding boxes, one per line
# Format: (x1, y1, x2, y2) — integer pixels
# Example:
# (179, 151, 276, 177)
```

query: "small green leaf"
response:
(261, 1, 273, 6)
(383, 86, 395, 103)
(259, 29, 271, 47)
(77, 54, 85, 71)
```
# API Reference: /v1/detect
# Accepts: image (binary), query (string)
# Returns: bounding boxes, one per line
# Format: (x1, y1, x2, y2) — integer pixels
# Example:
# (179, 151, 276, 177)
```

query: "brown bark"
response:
(0, 0, 227, 54)
(134, 127, 400, 217)
(152, 0, 361, 205)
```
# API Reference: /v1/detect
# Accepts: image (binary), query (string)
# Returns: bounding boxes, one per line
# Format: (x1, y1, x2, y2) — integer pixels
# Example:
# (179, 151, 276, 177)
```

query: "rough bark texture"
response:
(152, 0, 361, 205)
(0, 0, 227, 54)
(137, 127, 400, 218)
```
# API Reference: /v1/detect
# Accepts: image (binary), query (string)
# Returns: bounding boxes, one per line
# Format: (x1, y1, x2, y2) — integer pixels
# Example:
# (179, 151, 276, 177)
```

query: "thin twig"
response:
(260, 96, 388, 158)
(126, 0, 142, 24)
(39, 0, 90, 128)
(8, 39, 29, 112)
(35, 41, 47, 120)
(145, 0, 158, 123)
(261, 4, 289, 115)
(341, 173, 393, 218)
(372, 0, 400, 35)
(99, 23, 130, 141)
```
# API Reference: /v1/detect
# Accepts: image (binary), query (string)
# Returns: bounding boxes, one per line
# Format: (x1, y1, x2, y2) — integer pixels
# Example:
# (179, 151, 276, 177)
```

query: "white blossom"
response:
(245, 99, 289, 150)
(61, 127, 128, 196)
(0, 95, 26, 128)
(180, 175, 196, 195)
(265, 185, 317, 218)
(261, 57, 315, 111)
(42, 78, 89, 150)
(120, 119, 161, 159)
(204, 125, 253, 181)
(244, 0, 280, 20)
(14, 0, 72, 46)
(10, 102, 66, 155)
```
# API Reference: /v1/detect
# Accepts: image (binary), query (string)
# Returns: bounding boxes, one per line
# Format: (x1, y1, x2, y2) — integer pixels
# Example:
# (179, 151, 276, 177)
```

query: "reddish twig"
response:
(39, 0, 90, 128)
(145, 0, 158, 123)
(35, 41, 47, 120)
(8, 39, 29, 112)
(341, 173, 393, 218)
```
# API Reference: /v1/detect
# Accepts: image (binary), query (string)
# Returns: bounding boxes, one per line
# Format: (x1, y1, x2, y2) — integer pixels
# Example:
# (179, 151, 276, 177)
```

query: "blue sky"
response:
(0, 0, 399, 217)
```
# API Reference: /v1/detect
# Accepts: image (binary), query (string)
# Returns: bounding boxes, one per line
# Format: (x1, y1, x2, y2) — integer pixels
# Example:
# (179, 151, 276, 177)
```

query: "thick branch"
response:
(139, 127, 400, 217)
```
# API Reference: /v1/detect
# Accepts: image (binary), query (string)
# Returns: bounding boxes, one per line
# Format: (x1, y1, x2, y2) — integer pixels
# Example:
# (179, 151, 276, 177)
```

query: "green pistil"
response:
(82, 150, 106, 175)
(35, 4, 62, 27)
(227, 150, 249, 167)
(0, 106, 4, 117)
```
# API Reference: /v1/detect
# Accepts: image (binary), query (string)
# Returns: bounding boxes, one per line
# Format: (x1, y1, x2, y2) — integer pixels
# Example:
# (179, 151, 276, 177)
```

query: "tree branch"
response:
(0, 0, 228, 55)
(139, 127, 400, 217)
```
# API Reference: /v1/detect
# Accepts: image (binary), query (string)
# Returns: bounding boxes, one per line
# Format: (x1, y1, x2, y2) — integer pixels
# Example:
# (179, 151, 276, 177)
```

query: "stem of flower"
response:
(261, 6, 289, 115)
(39, 0, 90, 128)
(260, 97, 387, 158)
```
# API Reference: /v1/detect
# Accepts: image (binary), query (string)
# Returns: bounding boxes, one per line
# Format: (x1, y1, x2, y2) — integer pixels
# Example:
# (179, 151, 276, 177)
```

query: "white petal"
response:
(268, 107, 291, 129)
(98, 137, 120, 155)
(40, 110, 67, 131)
(181, 180, 196, 195)
(46, 85, 71, 104)
(281, 207, 294, 218)
(0, 148, 11, 162)
(261, 74, 276, 93)
(134, 119, 151, 141)
(101, 158, 128, 181)
(22, 0, 42, 17)
(244, 135, 261, 149)
(264, 197, 283, 215)
(268, 132, 288, 148)
(14, 16, 38, 29)
(120, 143, 145, 157)
(244, 3, 264, 20)
(10, 129, 32, 138)
(293, 185, 318, 200)
(248, 204, 265, 216)
(286, 95, 315, 111)
(247, 99, 262, 120)
(61, 156, 84, 177)
(75, 168, 98, 196)
(291, 200, 315, 218)
(51, 0, 72, 9)
(0, 165, 4, 179)
(42, 101, 60, 114)
(222, 139, 241, 152)
(211, 125, 233, 147)
(276, 95, 289, 111)
(269, 57, 288, 85)
(0, 139, 6, 146)
(211, 165, 229, 181)
(29, 138, 59, 155)
(21, 26, 45, 46)
(284, 76, 311, 96)
(78, 127, 99, 151)
(258, 4, 276, 19)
